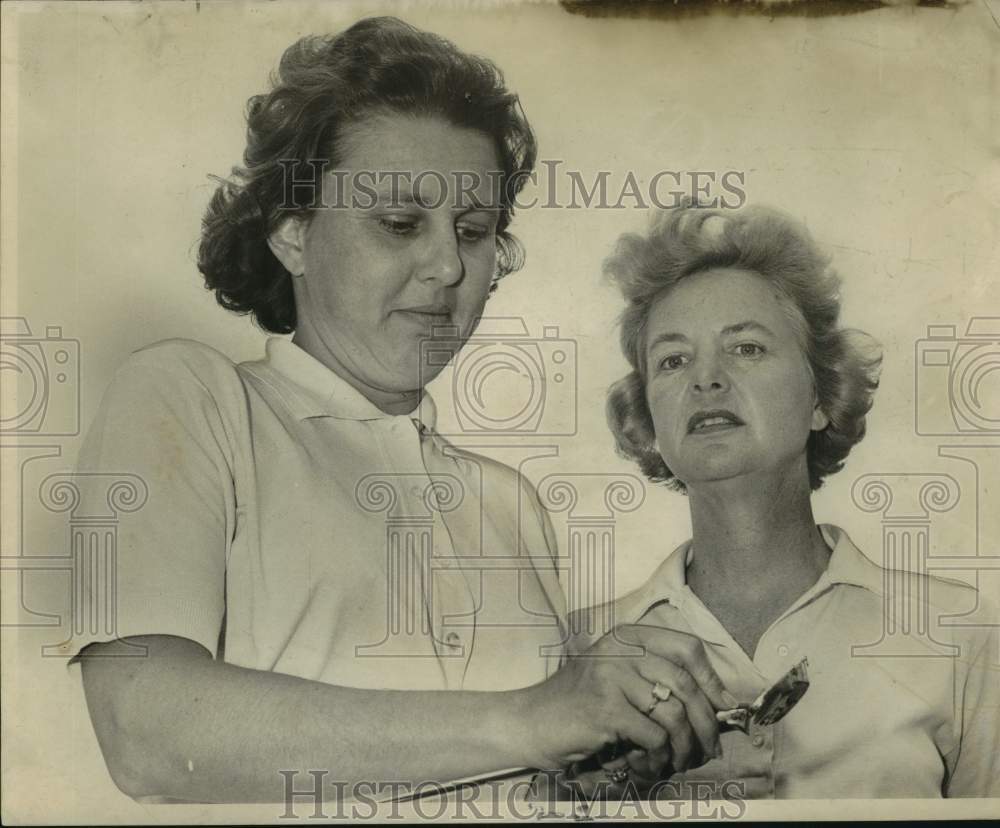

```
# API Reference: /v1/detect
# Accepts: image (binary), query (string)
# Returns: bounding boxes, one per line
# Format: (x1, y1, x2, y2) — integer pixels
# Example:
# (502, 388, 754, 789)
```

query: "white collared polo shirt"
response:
(71, 338, 567, 692)
(570, 525, 999, 798)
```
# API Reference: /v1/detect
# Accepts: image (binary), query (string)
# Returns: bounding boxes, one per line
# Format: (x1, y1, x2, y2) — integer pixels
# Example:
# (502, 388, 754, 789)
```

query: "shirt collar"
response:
(260, 337, 438, 432)
(626, 524, 885, 624)
(816, 524, 885, 594)
(619, 540, 693, 624)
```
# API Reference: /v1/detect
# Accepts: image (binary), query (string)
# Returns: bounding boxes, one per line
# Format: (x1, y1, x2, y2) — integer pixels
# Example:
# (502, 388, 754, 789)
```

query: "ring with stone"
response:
(645, 681, 672, 716)
(605, 766, 630, 784)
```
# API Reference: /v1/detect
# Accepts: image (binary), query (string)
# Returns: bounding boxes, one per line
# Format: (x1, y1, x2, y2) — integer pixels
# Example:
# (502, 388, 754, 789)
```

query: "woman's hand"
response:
(519, 624, 735, 775)
(551, 746, 674, 801)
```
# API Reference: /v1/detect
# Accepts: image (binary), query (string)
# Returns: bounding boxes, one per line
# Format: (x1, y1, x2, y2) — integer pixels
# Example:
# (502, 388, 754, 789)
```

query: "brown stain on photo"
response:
(560, 0, 959, 21)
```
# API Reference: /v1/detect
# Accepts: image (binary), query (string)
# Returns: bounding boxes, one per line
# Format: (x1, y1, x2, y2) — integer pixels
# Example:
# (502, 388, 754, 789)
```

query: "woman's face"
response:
(271, 113, 502, 409)
(644, 267, 829, 490)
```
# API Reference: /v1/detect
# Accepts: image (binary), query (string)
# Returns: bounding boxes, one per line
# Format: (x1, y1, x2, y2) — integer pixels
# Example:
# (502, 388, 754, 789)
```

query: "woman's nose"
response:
(417, 227, 464, 286)
(691, 355, 730, 394)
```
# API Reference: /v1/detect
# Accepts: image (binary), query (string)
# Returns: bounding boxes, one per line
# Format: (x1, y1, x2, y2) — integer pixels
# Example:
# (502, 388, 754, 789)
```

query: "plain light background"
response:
(2, 0, 998, 821)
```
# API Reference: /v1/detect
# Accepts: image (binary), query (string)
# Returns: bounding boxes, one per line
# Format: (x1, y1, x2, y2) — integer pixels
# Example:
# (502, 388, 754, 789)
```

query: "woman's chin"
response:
(674, 457, 751, 486)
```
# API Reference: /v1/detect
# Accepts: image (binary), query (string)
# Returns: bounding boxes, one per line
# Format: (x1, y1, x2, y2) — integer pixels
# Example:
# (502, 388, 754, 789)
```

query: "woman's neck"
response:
(291, 327, 421, 416)
(685, 468, 831, 610)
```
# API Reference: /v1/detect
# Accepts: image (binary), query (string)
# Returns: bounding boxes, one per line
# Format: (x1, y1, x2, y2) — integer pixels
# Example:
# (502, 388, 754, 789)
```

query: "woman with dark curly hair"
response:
(71, 17, 736, 804)
(566, 205, 998, 798)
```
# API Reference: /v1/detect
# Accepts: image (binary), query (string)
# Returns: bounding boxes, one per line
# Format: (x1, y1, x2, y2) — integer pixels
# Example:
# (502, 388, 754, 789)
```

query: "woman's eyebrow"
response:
(374, 187, 498, 213)
(721, 320, 775, 337)
(647, 332, 690, 352)
(646, 321, 776, 354)
(374, 187, 423, 208)
(456, 194, 499, 212)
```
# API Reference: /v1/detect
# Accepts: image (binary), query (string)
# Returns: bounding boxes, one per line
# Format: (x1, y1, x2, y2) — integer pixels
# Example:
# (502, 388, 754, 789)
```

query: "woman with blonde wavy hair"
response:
(567, 205, 998, 799)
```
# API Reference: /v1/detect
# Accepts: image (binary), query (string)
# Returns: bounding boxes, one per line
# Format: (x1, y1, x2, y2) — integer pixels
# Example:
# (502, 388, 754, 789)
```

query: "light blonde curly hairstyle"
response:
(605, 205, 882, 492)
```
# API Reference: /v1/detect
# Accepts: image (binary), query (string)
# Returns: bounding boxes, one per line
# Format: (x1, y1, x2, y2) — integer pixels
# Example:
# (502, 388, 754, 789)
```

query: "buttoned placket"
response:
(653, 590, 773, 797)
(380, 416, 477, 689)
(645, 578, 821, 799)
(689, 563, 839, 797)
(418, 423, 482, 689)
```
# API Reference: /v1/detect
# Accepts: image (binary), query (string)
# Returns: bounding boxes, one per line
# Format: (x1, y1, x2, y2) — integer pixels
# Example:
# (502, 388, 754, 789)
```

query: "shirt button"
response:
(751, 734, 765, 748)
(777, 644, 790, 656)
(444, 632, 462, 647)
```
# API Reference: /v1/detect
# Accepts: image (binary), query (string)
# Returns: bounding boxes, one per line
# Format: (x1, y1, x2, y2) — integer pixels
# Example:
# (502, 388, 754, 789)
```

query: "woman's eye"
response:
(735, 342, 765, 358)
(659, 353, 688, 371)
(379, 216, 417, 235)
(456, 223, 492, 243)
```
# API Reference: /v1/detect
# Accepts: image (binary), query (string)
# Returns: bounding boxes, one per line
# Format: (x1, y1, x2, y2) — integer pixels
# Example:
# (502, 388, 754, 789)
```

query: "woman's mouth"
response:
(687, 410, 745, 434)
(396, 306, 454, 329)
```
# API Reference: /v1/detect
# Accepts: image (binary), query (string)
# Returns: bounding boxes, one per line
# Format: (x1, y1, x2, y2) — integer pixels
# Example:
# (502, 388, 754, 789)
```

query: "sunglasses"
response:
(715, 657, 810, 733)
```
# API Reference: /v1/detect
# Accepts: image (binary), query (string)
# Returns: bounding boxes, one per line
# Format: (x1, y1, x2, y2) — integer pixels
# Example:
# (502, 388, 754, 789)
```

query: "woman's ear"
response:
(811, 400, 830, 431)
(267, 216, 307, 277)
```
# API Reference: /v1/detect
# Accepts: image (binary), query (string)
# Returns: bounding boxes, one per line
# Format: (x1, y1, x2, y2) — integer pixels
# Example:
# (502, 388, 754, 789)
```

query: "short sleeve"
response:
(69, 340, 243, 661)
(943, 597, 1000, 797)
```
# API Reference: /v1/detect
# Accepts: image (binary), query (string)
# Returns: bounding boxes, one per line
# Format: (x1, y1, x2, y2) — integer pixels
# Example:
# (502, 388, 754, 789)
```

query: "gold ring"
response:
(645, 682, 672, 715)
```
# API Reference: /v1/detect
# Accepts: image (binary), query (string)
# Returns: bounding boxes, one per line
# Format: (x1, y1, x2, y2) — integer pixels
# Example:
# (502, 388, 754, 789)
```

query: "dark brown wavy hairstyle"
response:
(198, 16, 537, 333)
(605, 205, 882, 492)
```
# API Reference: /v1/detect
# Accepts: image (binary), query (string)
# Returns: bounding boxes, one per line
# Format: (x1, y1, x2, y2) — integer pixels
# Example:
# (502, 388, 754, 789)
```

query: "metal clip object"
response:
(716, 657, 810, 734)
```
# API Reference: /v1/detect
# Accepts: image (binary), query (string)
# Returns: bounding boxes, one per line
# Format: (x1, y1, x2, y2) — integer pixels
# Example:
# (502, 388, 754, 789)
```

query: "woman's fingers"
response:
(650, 697, 698, 770)
(532, 624, 734, 770)
(628, 744, 673, 781)
(614, 695, 671, 755)
(621, 625, 737, 712)
(636, 658, 721, 760)
(595, 750, 662, 795)
(620, 674, 699, 769)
